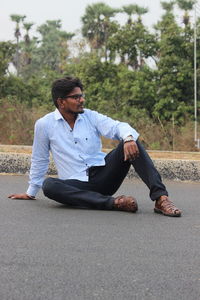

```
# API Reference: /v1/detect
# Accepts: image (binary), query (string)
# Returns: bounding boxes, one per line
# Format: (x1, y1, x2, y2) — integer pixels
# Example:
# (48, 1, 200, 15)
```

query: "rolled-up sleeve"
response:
(26, 119, 50, 197)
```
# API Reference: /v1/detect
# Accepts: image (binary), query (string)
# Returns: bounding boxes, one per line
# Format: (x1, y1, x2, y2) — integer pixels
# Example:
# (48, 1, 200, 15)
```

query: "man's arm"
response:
(90, 110, 139, 141)
(8, 118, 50, 200)
(89, 110, 140, 161)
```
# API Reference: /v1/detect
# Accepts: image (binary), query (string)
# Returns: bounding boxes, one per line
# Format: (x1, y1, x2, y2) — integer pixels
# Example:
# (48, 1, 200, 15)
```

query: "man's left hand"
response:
(124, 140, 139, 161)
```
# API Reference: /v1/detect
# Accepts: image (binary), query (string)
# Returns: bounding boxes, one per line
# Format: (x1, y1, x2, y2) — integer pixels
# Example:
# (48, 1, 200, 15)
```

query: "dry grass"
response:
(0, 100, 199, 157)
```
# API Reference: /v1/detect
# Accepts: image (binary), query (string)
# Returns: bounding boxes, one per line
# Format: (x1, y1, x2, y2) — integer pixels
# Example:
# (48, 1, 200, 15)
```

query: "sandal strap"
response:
(159, 198, 180, 214)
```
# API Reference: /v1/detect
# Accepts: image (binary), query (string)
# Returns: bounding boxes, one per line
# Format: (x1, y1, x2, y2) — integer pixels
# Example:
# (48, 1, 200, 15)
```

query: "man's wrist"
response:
(26, 184, 40, 198)
(26, 193, 36, 199)
(123, 135, 134, 143)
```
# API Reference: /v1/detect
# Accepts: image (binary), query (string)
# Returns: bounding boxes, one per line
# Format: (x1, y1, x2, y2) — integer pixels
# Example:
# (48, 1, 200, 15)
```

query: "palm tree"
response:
(10, 14, 26, 75)
(10, 14, 26, 41)
(160, 1, 175, 12)
(133, 5, 148, 23)
(176, 0, 196, 26)
(21, 22, 34, 68)
(155, 1, 175, 32)
(23, 22, 34, 44)
(122, 4, 148, 24)
(81, 2, 119, 52)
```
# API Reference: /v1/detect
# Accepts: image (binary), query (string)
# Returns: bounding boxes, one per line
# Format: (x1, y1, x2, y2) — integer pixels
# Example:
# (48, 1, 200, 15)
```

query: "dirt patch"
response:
(0, 145, 33, 154)
(0, 145, 200, 160)
(147, 151, 200, 160)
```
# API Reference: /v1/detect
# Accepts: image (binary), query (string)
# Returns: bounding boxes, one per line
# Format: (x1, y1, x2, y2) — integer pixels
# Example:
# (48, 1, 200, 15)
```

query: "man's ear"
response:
(57, 98, 64, 108)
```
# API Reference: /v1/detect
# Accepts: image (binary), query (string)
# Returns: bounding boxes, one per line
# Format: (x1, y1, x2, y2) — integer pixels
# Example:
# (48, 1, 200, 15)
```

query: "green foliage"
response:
(153, 7, 195, 124)
(0, 4, 199, 149)
(0, 42, 15, 75)
(108, 20, 158, 68)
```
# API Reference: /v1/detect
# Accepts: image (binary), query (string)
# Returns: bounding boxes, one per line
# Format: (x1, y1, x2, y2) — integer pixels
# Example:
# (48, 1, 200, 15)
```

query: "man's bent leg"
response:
(42, 177, 114, 210)
(88, 141, 131, 195)
(132, 141, 168, 201)
(88, 140, 168, 201)
(133, 141, 181, 216)
(86, 140, 181, 215)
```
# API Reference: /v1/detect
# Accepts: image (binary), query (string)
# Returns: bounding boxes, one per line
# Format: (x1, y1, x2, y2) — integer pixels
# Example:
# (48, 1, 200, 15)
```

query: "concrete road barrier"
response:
(0, 152, 199, 181)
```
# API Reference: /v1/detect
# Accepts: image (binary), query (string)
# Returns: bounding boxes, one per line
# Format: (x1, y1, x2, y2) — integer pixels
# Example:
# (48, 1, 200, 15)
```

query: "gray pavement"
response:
(0, 175, 200, 300)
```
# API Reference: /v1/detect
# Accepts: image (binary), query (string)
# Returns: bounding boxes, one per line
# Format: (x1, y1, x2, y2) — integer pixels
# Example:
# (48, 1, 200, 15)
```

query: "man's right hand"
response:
(8, 193, 36, 200)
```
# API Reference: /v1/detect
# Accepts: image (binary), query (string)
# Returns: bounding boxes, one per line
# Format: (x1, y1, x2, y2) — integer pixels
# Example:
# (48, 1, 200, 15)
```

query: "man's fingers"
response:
(8, 194, 16, 198)
(124, 141, 140, 161)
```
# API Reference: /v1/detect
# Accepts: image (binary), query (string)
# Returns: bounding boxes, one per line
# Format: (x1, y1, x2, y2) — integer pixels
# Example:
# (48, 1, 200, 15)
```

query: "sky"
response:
(0, 0, 198, 42)
(0, 0, 167, 42)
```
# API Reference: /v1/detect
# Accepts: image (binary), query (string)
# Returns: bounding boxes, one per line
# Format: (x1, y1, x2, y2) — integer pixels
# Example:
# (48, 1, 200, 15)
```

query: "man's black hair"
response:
(51, 77, 83, 108)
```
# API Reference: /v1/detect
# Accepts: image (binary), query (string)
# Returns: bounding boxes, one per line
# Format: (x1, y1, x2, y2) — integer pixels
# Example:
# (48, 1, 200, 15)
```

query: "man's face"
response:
(58, 87, 85, 114)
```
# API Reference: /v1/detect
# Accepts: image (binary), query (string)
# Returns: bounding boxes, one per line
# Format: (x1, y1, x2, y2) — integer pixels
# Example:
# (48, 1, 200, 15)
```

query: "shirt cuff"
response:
(26, 184, 41, 198)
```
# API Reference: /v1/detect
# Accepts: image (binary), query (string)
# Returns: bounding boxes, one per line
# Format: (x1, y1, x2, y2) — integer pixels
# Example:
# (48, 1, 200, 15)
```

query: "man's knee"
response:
(42, 177, 55, 196)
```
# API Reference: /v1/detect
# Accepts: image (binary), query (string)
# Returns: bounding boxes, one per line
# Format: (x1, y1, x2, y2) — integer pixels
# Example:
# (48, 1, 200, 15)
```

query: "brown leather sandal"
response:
(154, 195, 181, 217)
(113, 195, 138, 213)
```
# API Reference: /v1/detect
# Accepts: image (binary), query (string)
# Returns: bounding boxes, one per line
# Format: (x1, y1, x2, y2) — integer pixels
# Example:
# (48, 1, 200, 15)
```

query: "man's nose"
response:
(80, 96, 85, 103)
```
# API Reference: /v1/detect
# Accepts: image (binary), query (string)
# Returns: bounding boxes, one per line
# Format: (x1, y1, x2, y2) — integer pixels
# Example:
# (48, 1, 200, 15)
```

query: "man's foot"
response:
(113, 195, 138, 212)
(154, 195, 181, 217)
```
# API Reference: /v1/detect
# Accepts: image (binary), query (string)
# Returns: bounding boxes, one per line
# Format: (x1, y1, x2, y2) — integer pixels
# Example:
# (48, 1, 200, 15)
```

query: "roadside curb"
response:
(0, 152, 200, 181)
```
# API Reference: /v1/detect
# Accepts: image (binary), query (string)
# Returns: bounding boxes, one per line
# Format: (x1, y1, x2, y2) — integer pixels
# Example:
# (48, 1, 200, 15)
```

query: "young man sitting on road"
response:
(9, 77, 181, 217)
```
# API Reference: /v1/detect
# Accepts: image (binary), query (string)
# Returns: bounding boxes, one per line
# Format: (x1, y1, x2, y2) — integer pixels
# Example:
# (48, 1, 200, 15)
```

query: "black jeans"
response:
(42, 141, 168, 210)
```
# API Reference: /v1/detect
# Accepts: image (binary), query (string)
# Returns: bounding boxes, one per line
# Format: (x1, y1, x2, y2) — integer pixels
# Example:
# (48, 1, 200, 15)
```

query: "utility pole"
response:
(194, 3, 200, 148)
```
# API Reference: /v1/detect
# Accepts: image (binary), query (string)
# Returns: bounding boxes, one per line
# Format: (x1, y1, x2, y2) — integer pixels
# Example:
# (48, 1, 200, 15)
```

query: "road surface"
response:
(0, 175, 200, 300)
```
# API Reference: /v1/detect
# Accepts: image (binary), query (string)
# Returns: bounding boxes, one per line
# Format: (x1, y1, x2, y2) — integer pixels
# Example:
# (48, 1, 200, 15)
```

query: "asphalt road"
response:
(0, 175, 200, 300)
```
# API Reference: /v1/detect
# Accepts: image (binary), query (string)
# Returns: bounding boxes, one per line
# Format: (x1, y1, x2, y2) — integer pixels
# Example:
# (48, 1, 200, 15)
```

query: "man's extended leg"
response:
(42, 177, 114, 210)
(42, 177, 137, 212)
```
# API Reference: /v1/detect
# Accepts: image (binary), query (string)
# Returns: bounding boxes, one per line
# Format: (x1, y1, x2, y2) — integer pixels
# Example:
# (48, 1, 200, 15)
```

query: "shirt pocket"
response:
(77, 131, 101, 155)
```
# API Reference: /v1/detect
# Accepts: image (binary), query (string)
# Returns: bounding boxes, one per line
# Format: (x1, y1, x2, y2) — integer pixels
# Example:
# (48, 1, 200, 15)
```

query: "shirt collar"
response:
(54, 108, 84, 121)
(54, 108, 64, 120)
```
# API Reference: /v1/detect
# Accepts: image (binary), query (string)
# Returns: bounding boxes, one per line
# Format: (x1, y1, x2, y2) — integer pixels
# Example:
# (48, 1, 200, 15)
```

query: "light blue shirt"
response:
(26, 108, 139, 197)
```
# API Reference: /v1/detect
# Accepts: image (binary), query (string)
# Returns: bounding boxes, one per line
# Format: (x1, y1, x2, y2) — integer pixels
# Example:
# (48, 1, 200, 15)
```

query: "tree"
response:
(122, 4, 148, 24)
(0, 42, 15, 76)
(160, 1, 175, 12)
(23, 22, 34, 44)
(10, 14, 26, 75)
(175, 0, 196, 26)
(108, 20, 157, 69)
(81, 2, 119, 59)
(30, 20, 74, 73)
(154, 5, 194, 126)
(19, 22, 34, 71)
(0, 41, 16, 98)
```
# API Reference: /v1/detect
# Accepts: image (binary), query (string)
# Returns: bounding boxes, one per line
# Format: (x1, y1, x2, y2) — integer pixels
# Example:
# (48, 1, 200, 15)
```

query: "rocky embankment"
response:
(0, 146, 199, 181)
